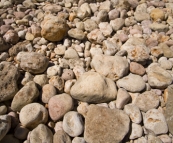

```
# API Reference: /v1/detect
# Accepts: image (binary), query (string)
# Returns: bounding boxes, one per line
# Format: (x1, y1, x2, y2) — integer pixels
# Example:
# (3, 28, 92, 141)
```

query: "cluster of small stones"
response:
(1, 0, 173, 142)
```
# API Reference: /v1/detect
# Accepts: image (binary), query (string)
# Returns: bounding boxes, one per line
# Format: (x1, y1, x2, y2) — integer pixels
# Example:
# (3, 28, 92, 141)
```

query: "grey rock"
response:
(84, 19, 98, 32)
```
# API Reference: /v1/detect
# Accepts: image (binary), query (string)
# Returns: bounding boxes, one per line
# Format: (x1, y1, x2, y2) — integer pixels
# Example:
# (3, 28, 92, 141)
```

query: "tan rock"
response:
(150, 8, 165, 21)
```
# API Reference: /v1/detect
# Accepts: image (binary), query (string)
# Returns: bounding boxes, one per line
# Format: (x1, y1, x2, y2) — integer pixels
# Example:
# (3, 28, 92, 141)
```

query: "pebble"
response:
(0, 103, 7, 115)
(14, 125, 29, 140)
(72, 137, 86, 143)
(0, 134, 20, 143)
(53, 130, 71, 143)
(47, 65, 62, 77)
(130, 62, 145, 75)
(130, 123, 143, 140)
(68, 28, 85, 40)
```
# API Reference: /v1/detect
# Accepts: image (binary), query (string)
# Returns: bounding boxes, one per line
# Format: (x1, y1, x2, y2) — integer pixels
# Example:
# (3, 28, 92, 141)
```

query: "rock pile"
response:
(0, 0, 173, 142)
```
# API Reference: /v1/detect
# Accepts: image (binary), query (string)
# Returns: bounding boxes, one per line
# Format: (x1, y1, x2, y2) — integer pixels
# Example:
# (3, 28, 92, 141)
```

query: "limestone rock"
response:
(84, 105, 130, 143)
(70, 72, 117, 103)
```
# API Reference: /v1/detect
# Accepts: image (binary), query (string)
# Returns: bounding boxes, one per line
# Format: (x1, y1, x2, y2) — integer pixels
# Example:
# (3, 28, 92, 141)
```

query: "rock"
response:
(14, 125, 29, 140)
(48, 93, 73, 122)
(41, 84, 56, 103)
(110, 18, 125, 32)
(134, 91, 159, 112)
(91, 54, 129, 81)
(43, 4, 62, 13)
(116, 88, 131, 109)
(148, 134, 162, 143)
(53, 130, 71, 143)
(117, 73, 146, 92)
(8, 40, 31, 57)
(11, 81, 39, 112)
(64, 79, 76, 94)
(164, 85, 173, 135)
(0, 52, 8, 61)
(87, 29, 105, 44)
(21, 72, 34, 85)
(150, 22, 169, 32)
(121, 37, 150, 62)
(150, 8, 165, 21)
(125, 17, 137, 27)
(77, 3, 91, 20)
(90, 47, 103, 57)
(25, 32, 34, 41)
(158, 57, 173, 70)
(124, 104, 142, 124)
(31, 24, 41, 38)
(29, 124, 53, 143)
(70, 71, 117, 103)
(1, 25, 13, 35)
(33, 74, 48, 87)
(108, 9, 119, 20)
(47, 65, 62, 77)
(54, 45, 66, 56)
(97, 10, 108, 23)
(61, 69, 75, 81)
(134, 137, 147, 143)
(3, 30, 19, 44)
(63, 111, 84, 137)
(0, 103, 7, 115)
(49, 76, 64, 92)
(68, 28, 85, 40)
(72, 137, 85, 143)
(150, 46, 163, 57)
(147, 63, 173, 89)
(158, 134, 172, 143)
(0, 37, 10, 52)
(99, 22, 113, 37)
(160, 43, 173, 58)
(130, 123, 143, 140)
(64, 48, 79, 59)
(19, 103, 48, 129)
(0, 115, 11, 141)
(0, 62, 19, 102)
(16, 52, 49, 74)
(130, 62, 145, 75)
(41, 14, 68, 41)
(84, 19, 98, 32)
(84, 105, 130, 143)
(0, 134, 20, 143)
(102, 40, 118, 56)
(144, 109, 168, 135)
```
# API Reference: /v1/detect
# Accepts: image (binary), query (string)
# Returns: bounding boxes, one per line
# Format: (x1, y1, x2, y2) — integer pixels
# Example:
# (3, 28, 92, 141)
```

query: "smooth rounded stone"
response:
(84, 19, 98, 32)
(16, 52, 49, 74)
(63, 111, 84, 137)
(147, 63, 173, 89)
(99, 22, 113, 37)
(134, 91, 159, 112)
(61, 69, 75, 81)
(130, 62, 145, 75)
(150, 8, 165, 21)
(102, 40, 118, 56)
(134, 137, 147, 143)
(91, 54, 129, 81)
(130, 123, 143, 140)
(8, 40, 31, 57)
(116, 88, 131, 109)
(117, 73, 145, 92)
(0, 62, 19, 102)
(21, 72, 34, 85)
(124, 104, 142, 124)
(108, 9, 119, 20)
(29, 124, 53, 143)
(41, 84, 57, 103)
(150, 22, 169, 33)
(0, 134, 20, 143)
(64, 48, 79, 59)
(158, 134, 172, 143)
(54, 121, 63, 132)
(144, 109, 168, 135)
(54, 45, 66, 56)
(49, 76, 64, 92)
(25, 32, 34, 41)
(19, 103, 48, 129)
(87, 29, 105, 44)
(90, 47, 103, 57)
(41, 14, 68, 42)
(72, 137, 85, 143)
(70, 71, 117, 103)
(33, 74, 48, 87)
(0, 103, 7, 115)
(53, 130, 71, 143)
(121, 37, 150, 62)
(110, 18, 125, 32)
(47, 65, 62, 77)
(158, 57, 173, 70)
(48, 93, 73, 122)
(3, 30, 19, 44)
(68, 28, 85, 40)
(84, 105, 130, 143)
(14, 125, 29, 140)
(97, 10, 108, 23)
(11, 81, 39, 112)
(159, 43, 173, 58)
(64, 79, 76, 94)
(0, 115, 11, 141)
(43, 4, 62, 13)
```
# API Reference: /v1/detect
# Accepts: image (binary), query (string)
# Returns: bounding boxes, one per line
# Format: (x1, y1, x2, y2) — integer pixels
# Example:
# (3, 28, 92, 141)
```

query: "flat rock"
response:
(90, 54, 129, 81)
(70, 71, 117, 103)
(84, 105, 130, 143)
(11, 81, 39, 112)
(0, 62, 19, 102)
(29, 124, 53, 143)
(147, 63, 173, 89)
(134, 91, 160, 112)
(144, 109, 168, 135)
(121, 37, 150, 62)
(16, 52, 49, 74)
(0, 115, 11, 141)
(117, 73, 146, 92)
(48, 93, 73, 122)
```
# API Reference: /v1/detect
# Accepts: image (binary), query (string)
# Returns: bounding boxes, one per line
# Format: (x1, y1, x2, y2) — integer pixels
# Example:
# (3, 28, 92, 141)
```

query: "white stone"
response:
(130, 123, 143, 139)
